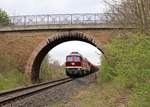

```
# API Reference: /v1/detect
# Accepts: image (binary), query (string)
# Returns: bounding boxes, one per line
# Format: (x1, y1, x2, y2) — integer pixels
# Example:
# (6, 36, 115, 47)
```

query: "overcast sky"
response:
(0, 0, 107, 15)
(48, 41, 102, 65)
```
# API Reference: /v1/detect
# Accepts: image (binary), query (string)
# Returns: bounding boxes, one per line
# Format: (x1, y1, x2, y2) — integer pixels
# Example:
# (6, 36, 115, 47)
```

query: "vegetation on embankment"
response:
(40, 56, 66, 82)
(0, 55, 27, 91)
(0, 54, 66, 91)
(100, 33, 150, 107)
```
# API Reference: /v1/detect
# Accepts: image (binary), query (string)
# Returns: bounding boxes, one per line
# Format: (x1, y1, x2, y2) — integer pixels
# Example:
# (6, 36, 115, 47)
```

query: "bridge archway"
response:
(25, 32, 105, 83)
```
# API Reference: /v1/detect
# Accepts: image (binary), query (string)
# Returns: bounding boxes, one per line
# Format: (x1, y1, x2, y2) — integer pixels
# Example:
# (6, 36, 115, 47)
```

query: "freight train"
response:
(65, 52, 99, 77)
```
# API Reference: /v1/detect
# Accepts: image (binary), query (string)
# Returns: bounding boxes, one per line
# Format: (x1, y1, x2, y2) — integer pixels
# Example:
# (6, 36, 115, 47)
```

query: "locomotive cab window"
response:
(66, 56, 81, 62)
(74, 56, 81, 62)
(66, 56, 73, 62)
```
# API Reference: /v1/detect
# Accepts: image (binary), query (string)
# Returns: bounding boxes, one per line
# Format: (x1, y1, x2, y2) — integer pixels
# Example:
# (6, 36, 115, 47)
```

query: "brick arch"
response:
(25, 32, 105, 83)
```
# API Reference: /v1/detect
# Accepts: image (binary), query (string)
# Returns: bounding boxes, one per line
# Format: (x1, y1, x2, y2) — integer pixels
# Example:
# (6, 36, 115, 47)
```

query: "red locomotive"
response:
(65, 52, 99, 77)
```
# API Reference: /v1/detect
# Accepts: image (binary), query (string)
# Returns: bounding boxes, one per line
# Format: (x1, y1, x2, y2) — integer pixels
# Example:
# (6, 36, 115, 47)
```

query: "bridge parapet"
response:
(8, 13, 149, 29)
(10, 13, 114, 26)
(0, 13, 140, 31)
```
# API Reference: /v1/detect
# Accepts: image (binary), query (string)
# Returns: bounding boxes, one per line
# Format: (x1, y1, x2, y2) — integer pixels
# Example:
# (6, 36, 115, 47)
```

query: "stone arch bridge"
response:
(0, 13, 135, 83)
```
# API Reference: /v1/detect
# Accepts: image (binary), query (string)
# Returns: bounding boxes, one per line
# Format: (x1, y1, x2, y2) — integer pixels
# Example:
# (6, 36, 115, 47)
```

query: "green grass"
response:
(0, 54, 65, 91)
(100, 33, 150, 107)
(0, 70, 27, 91)
(0, 55, 27, 91)
(99, 56, 115, 82)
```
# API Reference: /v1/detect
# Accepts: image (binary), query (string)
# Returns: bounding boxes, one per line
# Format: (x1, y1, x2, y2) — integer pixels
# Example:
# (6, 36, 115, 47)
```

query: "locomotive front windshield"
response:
(74, 56, 80, 62)
(66, 56, 81, 62)
(66, 56, 73, 62)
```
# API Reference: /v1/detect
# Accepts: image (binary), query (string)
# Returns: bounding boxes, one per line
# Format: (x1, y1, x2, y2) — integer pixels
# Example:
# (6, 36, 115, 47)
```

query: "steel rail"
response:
(0, 78, 73, 105)
(0, 77, 69, 96)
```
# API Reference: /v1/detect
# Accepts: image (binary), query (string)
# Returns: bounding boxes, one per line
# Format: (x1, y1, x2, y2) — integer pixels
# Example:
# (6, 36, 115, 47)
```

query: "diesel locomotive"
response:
(65, 52, 99, 77)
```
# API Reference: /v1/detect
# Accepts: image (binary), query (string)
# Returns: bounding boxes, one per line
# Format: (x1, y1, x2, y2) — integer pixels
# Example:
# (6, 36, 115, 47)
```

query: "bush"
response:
(40, 56, 66, 81)
(99, 56, 115, 82)
(100, 33, 150, 106)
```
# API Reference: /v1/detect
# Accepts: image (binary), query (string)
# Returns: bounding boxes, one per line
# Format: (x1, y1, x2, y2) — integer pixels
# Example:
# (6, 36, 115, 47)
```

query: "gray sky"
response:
(48, 41, 102, 65)
(0, 0, 106, 15)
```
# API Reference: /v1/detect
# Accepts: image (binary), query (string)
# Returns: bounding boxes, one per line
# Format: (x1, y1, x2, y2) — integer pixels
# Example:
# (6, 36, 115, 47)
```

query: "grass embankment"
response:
(0, 55, 27, 91)
(51, 33, 150, 107)
(0, 54, 65, 91)
(100, 33, 150, 107)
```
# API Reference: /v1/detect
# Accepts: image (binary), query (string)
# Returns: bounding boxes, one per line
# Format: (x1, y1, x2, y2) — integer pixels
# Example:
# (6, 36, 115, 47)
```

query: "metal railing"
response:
(10, 13, 117, 26)
(9, 13, 150, 27)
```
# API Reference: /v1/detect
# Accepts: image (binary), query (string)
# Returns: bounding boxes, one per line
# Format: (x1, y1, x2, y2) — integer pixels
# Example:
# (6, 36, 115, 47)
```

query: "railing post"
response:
(83, 15, 85, 24)
(35, 15, 37, 25)
(24, 16, 26, 26)
(47, 15, 49, 24)
(59, 15, 60, 24)
(11, 16, 15, 26)
(71, 14, 72, 24)
(94, 13, 97, 24)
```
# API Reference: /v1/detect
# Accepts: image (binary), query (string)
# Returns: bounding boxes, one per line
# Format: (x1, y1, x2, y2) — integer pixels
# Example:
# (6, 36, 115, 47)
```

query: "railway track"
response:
(0, 77, 73, 105)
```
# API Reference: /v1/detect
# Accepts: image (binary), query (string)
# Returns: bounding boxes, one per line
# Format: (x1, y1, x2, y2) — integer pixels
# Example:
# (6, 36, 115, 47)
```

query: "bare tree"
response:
(103, 0, 150, 33)
(50, 60, 60, 71)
